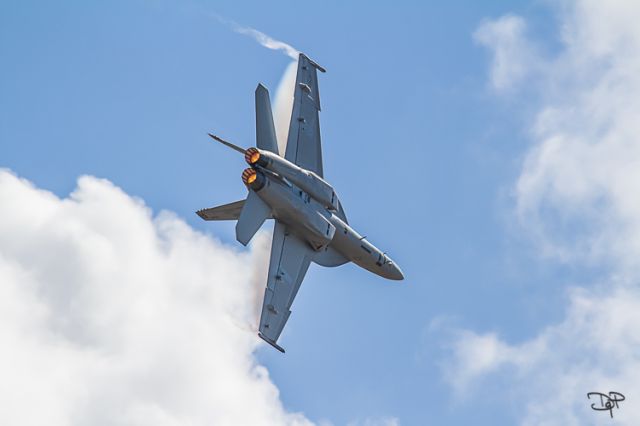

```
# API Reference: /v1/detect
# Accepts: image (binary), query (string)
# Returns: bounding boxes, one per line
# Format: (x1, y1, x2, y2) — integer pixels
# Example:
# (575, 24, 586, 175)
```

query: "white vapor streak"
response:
(233, 26, 299, 60)
(273, 61, 298, 154)
(212, 16, 299, 154)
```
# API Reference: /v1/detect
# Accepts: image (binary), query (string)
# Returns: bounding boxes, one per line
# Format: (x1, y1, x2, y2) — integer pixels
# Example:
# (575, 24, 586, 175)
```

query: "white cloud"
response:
(0, 170, 312, 426)
(443, 330, 515, 394)
(474, 15, 539, 91)
(444, 286, 640, 425)
(444, 1, 640, 424)
(514, 2, 640, 273)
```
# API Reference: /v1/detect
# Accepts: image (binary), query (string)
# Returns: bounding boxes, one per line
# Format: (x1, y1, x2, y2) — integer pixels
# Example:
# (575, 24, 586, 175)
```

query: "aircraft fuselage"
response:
(200, 53, 403, 352)
(244, 160, 404, 281)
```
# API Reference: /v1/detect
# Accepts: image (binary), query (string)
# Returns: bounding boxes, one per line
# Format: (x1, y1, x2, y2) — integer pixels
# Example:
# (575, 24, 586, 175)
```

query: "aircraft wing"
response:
(196, 200, 245, 221)
(284, 53, 326, 177)
(258, 220, 313, 352)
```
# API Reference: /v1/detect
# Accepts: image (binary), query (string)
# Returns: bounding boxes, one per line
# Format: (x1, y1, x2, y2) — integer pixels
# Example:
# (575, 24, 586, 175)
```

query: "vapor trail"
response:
(233, 26, 299, 60)
(273, 61, 297, 153)
(213, 14, 299, 60)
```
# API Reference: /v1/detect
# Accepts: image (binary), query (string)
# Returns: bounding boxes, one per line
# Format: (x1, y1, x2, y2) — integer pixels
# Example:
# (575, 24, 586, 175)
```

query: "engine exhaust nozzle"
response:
(241, 168, 266, 191)
(245, 147, 261, 165)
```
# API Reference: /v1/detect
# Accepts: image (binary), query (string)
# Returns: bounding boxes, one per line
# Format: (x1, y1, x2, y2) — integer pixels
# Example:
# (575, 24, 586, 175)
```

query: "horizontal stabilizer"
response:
(196, 200, 245, 221)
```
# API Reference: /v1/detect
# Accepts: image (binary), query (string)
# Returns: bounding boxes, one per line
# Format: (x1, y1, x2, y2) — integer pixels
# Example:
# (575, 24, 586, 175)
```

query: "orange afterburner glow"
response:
(245, 147, 261, 165)
(242, 168, 257, 186)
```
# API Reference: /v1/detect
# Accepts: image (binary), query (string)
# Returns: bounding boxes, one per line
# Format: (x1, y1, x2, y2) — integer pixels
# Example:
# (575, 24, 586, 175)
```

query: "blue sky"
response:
(3, 1, 639, 425)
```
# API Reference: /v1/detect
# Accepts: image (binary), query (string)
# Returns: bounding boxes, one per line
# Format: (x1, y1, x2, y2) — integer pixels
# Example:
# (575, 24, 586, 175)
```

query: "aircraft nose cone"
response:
(388, 262, 404, 280)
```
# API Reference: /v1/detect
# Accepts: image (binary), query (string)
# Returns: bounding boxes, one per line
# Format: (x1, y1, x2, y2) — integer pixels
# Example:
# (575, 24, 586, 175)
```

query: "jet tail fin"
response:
(255, 84, 279, 155)
(235, 190, 271, 245)
(202, 84, 275, 244)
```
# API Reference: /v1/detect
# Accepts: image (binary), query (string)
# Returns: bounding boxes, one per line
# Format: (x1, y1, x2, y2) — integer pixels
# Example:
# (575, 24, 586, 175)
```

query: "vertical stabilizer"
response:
(235, 190, 271, 245)
(255, 84, 279, 155)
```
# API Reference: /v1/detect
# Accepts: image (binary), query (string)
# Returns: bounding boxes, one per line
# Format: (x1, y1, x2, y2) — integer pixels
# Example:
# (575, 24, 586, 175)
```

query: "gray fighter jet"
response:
(197, 53, 403, 353)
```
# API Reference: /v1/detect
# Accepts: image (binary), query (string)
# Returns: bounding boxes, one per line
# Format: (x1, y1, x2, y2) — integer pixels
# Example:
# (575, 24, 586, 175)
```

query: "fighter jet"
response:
(197, 53, 403, 353)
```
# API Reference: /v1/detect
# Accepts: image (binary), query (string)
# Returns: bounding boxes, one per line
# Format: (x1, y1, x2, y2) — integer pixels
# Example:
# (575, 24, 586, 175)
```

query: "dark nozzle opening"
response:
(244, 147, 269, 167)
(241, 168, 266, 191)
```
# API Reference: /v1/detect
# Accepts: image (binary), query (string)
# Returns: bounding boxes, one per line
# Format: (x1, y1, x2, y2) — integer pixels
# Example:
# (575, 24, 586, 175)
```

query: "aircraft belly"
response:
(313, 244, 349, 267)
(255, 177, 335, 250)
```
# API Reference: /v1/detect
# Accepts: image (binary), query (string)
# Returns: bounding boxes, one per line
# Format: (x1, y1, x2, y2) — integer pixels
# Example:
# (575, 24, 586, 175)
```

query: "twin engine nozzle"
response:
(242, 147, 268, 191)
(206, 134, 269, 191)
(241, 146, 338, 210)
